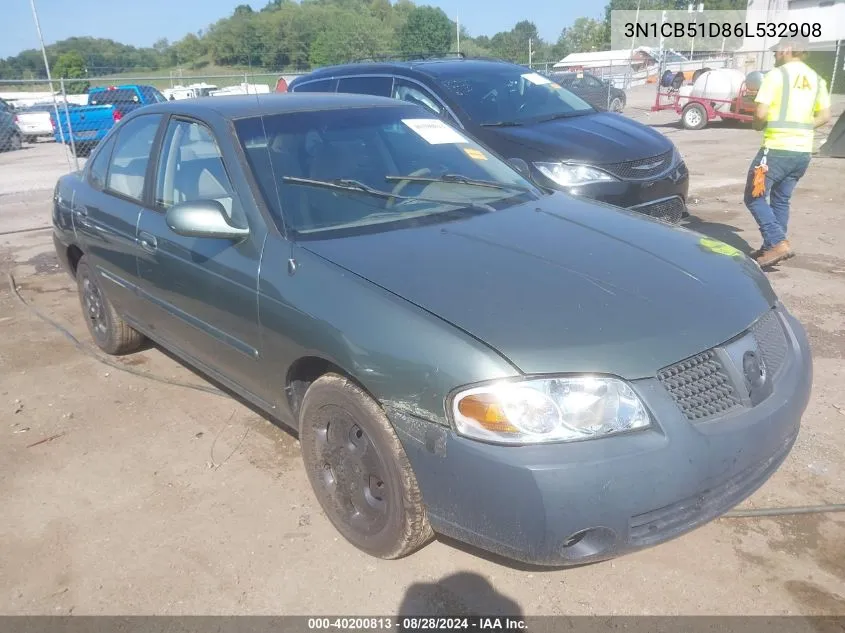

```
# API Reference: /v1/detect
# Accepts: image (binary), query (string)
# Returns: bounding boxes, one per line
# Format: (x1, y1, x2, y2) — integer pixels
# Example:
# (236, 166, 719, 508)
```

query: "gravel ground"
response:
(0, 91, 843, 616)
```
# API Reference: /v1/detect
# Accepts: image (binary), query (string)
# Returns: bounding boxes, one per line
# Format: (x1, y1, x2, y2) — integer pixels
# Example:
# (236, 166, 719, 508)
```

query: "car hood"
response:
(476, 111, 672, 164)
(302, 195, 776, 379)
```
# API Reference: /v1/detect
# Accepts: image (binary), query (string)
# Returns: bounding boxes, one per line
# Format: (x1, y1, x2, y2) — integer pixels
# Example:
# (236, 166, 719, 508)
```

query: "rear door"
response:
(134, 116, 267, 400)
(73, 113, 163, 320)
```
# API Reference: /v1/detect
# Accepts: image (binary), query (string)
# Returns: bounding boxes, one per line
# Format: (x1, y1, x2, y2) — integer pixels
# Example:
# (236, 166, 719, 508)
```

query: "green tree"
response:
(54, 51, 89, 93)
(309, 12, 390, 66)
(565, 17, 607, 53)
(398, 6, 453, 56)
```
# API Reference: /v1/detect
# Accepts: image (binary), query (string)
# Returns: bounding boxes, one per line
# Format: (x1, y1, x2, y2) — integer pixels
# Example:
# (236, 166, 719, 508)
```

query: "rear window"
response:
(292, 79, 337, 93)
(89, 89, 140, 106)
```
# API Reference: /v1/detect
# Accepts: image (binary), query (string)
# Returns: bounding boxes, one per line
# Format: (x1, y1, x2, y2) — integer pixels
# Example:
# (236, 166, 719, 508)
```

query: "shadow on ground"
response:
(397, 572, 523, 616)
(683, 216, 755, 254)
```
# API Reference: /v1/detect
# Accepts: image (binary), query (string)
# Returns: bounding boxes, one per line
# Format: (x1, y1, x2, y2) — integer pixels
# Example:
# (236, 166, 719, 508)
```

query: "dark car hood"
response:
(302, 195, 776, 379)
(475, 111, 673, 164)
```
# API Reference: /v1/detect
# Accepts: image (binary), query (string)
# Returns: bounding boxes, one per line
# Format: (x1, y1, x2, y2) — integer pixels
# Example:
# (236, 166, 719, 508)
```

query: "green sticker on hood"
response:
(699, 237, 744, 258)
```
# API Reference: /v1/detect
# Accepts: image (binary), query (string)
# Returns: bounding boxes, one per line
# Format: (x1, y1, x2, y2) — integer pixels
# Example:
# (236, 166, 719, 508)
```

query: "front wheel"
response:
(682, 103, 708, 130)
(299, 374, 434, 559)
(6, 132, 22, 152)
(76, 256, 145, 355)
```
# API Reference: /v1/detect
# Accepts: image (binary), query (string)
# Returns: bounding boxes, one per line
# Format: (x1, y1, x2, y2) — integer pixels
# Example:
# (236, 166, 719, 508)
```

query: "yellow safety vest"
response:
(755, 61, 830, 153)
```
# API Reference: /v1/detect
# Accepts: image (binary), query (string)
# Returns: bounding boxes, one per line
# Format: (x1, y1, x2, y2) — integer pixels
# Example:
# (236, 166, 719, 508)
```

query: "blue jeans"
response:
(744, 148, 811, 248)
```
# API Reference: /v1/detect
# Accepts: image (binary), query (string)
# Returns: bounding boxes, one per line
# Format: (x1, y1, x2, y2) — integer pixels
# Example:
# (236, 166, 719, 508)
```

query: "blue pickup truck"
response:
(51, 84, 166, 157)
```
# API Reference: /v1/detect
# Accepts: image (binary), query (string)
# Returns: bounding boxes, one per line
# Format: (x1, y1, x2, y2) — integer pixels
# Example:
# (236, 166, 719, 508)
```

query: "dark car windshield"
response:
(433, 66, 595, 126)
(235, 105, 542, 237)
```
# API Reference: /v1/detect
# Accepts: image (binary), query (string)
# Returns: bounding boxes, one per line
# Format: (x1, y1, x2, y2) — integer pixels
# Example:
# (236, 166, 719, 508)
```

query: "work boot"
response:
(755, 240, 793, 267)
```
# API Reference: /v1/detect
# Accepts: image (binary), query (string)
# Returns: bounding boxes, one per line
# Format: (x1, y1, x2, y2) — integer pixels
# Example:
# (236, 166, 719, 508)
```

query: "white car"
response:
(15, 103, 55, 142)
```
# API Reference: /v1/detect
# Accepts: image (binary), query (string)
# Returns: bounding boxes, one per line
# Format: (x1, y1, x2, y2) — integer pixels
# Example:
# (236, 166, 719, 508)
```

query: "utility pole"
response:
(529, 38, 533, 67)
(29, 0, 73, 170)
(456, 11, 460, 53)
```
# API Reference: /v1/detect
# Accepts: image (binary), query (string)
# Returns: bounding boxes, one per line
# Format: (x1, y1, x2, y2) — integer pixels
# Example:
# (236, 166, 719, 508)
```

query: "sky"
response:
(3, 0, 605, 59)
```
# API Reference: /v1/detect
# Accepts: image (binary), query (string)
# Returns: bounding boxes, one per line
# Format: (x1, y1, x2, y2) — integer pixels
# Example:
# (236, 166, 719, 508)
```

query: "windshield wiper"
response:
(479, 120, 523, 127)
(384, 173, 533, 193)
(281, 176, 494, 211)
(536, 111, 589, 123)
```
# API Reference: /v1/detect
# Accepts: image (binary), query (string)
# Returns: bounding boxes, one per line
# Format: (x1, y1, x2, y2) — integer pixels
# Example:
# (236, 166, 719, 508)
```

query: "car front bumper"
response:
(543, 163, 691, 223)
(388, 305, 812, 567)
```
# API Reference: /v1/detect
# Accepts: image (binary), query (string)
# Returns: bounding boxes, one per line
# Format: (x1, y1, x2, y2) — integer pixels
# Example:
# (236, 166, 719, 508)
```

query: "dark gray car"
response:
(549, 71, 627, 113)
(0, 97, 23, 152)
(51, 94, 812, 566)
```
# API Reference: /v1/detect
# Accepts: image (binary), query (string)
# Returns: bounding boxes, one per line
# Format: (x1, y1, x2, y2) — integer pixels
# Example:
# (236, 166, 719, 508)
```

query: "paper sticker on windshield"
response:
(402, 119, 467, 144)
(521, 72, 552, 86)
(463, 148, 488, 161)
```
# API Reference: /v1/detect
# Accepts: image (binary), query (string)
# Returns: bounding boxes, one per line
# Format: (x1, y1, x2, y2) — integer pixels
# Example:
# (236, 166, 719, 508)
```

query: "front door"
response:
(135, 117, 267, 401)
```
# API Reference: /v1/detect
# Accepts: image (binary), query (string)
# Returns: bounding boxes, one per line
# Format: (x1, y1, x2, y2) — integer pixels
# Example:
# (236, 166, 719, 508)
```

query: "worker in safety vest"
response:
(744, 35, 831, 268)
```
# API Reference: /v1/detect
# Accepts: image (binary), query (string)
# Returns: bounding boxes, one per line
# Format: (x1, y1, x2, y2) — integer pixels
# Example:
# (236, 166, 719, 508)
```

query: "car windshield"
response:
(235, 105, 542, 238)
(433, 66, 595, 126)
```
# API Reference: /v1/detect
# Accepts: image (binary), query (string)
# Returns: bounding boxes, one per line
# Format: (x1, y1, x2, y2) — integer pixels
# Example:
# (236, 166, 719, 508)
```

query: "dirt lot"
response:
(1, 89, 844, 616)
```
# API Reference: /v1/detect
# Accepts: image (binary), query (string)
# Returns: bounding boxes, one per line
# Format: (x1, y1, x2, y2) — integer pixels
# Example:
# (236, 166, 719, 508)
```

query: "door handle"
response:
(138, 232, 157, 252)
(72, 205, 90, 227)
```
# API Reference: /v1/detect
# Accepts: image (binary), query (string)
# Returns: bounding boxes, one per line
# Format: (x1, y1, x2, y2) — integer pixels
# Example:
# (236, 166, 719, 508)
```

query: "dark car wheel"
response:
(299, 373, 434, 559)
(76, 256, 145, 355)
(72, 142, 92, 158)
(609, 97, 624, 113)
(6, 132, 23, 152)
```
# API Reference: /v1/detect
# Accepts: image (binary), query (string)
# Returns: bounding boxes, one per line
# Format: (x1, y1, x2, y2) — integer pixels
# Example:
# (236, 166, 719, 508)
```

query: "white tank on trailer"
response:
(689, 69, 746, 113)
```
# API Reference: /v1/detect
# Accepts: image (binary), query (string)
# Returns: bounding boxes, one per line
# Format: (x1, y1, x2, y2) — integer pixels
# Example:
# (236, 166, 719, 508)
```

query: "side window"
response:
(392, 79, 443, 116)
(292, 79, 337, 93)
(155, 119, 246, 227)
(88, 134, 117, 190)
(585, 75, 604, 89)
(104, 114, 162, 202)
(337, 76, 393, 97)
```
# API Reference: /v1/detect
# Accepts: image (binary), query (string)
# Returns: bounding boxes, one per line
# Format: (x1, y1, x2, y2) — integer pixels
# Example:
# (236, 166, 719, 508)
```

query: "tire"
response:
(72, 142, 92, 158)
(75, 256, 145, 355)
(609, 97, 624, 113)
(299, 373, 434, 559)
(682, 103, 708, 130)
(7, 132, 22, 152)
(25, 135, 37, 144)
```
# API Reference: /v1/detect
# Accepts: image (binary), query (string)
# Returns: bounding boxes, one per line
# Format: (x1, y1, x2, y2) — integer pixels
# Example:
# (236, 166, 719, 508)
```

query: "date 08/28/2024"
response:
(623, 21, 822, 40)
(306, 618, 528, 631)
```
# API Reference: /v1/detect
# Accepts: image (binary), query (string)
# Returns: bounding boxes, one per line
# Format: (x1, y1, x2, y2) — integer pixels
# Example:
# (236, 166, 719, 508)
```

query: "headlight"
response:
(534, 161, 617, 187)
(451, 376, 651, 445)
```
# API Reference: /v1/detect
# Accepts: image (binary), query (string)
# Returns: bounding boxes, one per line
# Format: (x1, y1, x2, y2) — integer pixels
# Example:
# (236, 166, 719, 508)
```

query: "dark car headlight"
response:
(534, 162, 619, 188)
(450, 376, 651, 445)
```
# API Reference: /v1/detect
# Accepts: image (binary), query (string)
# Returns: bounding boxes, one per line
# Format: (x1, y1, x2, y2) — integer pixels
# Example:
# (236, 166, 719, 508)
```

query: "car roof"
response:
(135, 92, 412, 120)
(295, 57, 528, 83)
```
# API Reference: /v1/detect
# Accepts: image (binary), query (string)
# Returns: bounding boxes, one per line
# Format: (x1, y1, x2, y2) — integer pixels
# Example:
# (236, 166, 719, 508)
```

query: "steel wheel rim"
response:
(611, 98, 623, 112)
(686, 109, 702, 127)
(82, 276, 108, 339)
(313, 406, 390, 536)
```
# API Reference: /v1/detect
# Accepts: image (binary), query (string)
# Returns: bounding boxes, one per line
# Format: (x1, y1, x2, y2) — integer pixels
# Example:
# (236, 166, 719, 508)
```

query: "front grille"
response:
(600, 150, 674, 180)
(657, 350, 742, 421)
(628, 434, 794, 547)
(750, 309, 789, 378)
(634, 196, 685, 224)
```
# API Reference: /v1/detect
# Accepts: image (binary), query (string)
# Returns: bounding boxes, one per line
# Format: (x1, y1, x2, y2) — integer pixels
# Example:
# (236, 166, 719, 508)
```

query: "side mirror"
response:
(165, 199, 249, 240)
(507, 157, 532, 180)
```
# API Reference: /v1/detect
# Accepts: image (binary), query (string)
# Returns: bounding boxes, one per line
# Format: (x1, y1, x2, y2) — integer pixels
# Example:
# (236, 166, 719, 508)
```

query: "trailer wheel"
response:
(682, 103, 707, 130)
